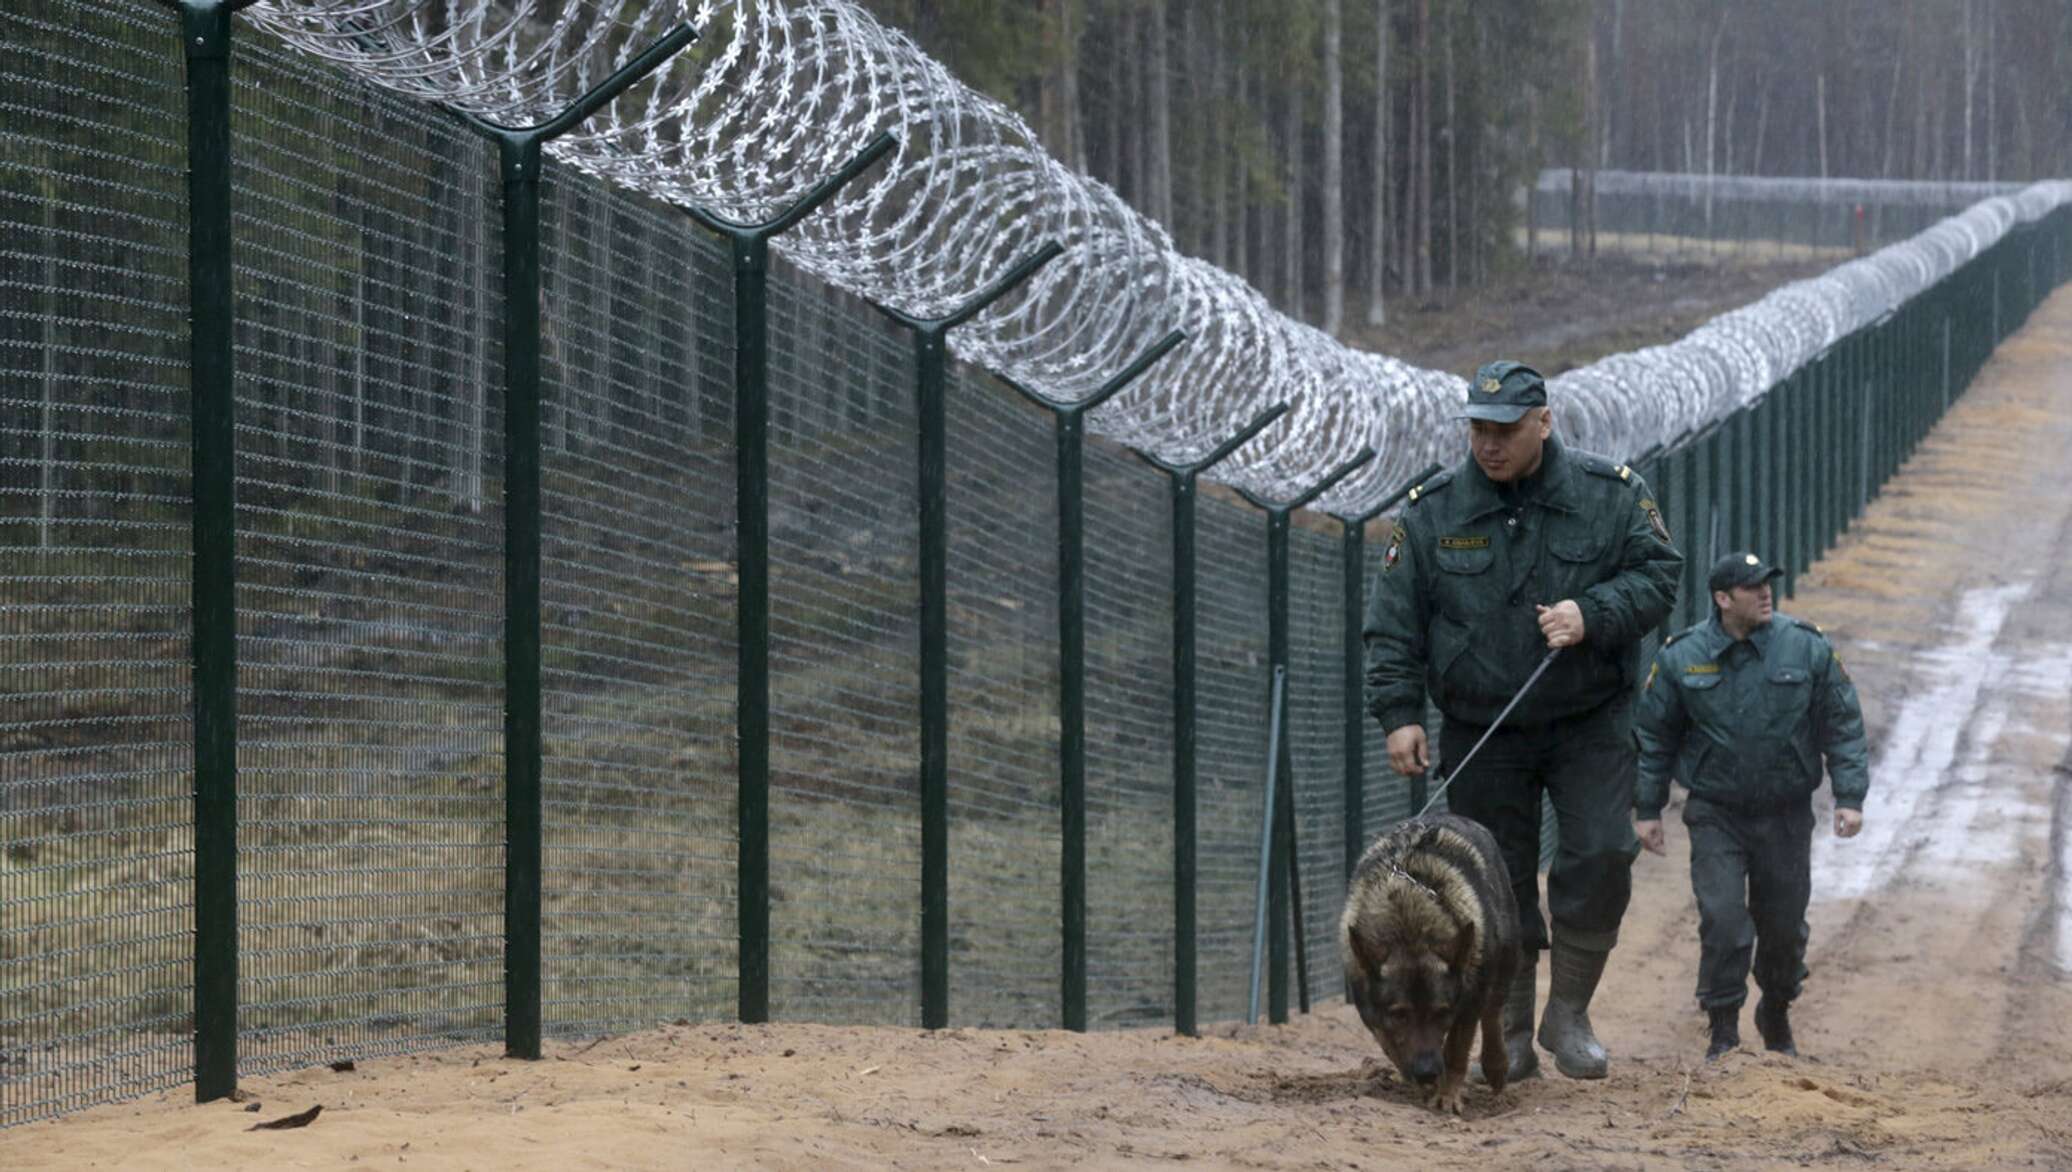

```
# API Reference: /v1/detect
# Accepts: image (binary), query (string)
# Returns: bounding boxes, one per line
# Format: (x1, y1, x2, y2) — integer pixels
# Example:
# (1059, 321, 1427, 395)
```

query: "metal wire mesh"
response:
(1192, 494, 1268, 1024)
(0, 0, 193, 1127)
(536, 167, 737, 1035)
(229, 31, 506, 1075)
(764, 254, 920, 1024)
(1288, 524, 1348, 1009)
(943, 372, 1059, 1028)
(1082, 439, 1175, 1030)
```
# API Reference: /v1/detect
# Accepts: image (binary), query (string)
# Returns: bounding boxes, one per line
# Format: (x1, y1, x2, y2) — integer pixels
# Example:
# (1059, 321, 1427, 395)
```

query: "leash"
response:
(1416, 648, 1562, 817)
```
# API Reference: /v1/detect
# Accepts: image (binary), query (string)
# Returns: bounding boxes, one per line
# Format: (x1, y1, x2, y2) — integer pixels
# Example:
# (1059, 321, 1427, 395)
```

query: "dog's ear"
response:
(1449, 920, 1476, 969)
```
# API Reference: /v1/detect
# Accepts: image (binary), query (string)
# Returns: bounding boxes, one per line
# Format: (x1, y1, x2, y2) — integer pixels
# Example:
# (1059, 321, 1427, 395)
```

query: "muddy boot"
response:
(1472, 952, 1540, 1084)
(1704, 1006, 1740, 1062)
(1536, 941, 1611, 1079)
(1754, 996, 1796, 1056)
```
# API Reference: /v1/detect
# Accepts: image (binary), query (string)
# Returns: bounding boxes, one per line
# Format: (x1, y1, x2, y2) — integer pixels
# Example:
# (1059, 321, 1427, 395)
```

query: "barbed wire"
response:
(245, 0, 2072, 514)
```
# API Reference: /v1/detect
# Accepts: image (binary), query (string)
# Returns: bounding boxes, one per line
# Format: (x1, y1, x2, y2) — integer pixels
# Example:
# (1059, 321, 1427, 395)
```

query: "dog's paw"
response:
(1428, 1084, 1465, 1115)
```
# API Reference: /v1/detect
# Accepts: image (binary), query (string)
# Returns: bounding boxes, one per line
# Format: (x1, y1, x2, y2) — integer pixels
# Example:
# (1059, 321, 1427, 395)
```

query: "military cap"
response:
(1708, 550, 1784, 594)
(1462, 360, 1548, 423)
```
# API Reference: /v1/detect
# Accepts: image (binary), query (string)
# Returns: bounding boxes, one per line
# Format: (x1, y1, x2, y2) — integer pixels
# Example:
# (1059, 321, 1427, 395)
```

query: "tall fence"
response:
(1531, 169, 2029, 262)
(4, 2, 2071, 1128)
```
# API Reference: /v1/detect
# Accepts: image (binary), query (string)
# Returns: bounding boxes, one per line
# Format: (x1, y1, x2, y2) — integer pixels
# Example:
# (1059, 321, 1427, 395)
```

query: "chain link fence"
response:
(5, 1, 2072, 1128)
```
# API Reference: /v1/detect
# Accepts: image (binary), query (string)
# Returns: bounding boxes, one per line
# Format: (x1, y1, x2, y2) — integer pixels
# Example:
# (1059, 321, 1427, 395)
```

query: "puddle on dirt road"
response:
(1813, 582, 2056, 902)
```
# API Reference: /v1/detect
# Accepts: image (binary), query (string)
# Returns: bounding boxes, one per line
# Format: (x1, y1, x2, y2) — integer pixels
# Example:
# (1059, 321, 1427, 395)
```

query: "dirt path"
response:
(8, 293, 2072, 1169)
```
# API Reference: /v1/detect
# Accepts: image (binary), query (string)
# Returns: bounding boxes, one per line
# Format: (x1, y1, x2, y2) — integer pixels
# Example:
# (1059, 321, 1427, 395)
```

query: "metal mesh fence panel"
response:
(1082, 441, 1174, 1029)
(1192, 494, 1268, 1024)
(1357, 531, 1415, 840)
(229, 34, 505, 1074)
(1288, 524, 1347, 1009)
(764, 255, 920, 1024)
(944, 373, 1058, 1028)
(536, 168, 737, 1035)
(0, 0, 192, 1127)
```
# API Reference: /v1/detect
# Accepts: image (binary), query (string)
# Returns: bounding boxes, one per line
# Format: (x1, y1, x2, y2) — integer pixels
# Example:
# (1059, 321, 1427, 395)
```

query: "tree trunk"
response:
(1322, 0, 1345, 333)
(1226, 51, 1243, 281)
(1283, 88, 1305, 317)
(1962, 0, 1978, 180)
(1450, 20, 1466, 289)
(1414, 0, 1432, 296)
(1583, 11, 1598, 260)
(1816, 72, 1828, 179)
(1208, 0, 1228, 266)
(1146, 0, 1173, 225)
(1751, 78, 1770, 177)
(1880, 19, 1906, 178)
(1704, 15, 1725, 230)
(1985, 0, 1997, 181)
(1366, 0, 1390, 326)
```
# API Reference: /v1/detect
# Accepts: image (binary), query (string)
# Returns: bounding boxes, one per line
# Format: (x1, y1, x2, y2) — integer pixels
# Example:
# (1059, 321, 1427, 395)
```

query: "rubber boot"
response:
(1704, 1005, 1740, 1061)
(1472, 952, 1540, 1083)
(1536, 940, 1611, 1079)
(1754, 996, 1796, 1056)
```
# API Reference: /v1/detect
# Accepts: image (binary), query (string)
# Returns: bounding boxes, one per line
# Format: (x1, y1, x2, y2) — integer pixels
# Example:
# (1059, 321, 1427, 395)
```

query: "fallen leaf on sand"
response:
(248, 1105, 322, 1132)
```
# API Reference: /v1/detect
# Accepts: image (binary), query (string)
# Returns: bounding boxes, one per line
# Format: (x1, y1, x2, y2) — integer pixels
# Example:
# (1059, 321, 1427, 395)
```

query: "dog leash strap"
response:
(1416, 648, 1561, 817)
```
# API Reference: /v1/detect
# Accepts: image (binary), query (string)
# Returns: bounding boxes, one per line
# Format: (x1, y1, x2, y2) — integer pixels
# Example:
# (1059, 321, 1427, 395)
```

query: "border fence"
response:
(4, 1, 2071, 1128)
(1530, 169, 2030, 262)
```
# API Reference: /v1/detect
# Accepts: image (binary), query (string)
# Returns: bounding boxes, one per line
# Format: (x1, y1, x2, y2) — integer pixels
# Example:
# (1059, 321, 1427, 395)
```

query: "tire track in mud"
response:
(1784, 312, 2072, 1075)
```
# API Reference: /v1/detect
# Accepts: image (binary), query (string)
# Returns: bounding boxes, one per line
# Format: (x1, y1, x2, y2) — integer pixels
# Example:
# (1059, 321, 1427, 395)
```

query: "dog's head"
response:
(1343, 904, 1477, 1087)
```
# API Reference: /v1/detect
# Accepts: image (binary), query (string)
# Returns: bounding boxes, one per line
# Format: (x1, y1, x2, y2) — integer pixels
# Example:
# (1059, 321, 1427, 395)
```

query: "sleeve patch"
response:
(1640, 498, 1671, 543)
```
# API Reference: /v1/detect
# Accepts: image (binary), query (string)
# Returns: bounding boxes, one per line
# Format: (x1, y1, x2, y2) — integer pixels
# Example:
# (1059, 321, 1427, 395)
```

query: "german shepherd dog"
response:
(1340, 814, 1520, 1114)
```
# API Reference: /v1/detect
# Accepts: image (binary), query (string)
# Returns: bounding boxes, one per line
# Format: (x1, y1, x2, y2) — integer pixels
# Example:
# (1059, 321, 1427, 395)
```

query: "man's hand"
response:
(1386, 724, 1430, 776)
(1834, 808, 1863, 838)
(1634, 818, 1666, 856)
(1536, 600, 1586, 649)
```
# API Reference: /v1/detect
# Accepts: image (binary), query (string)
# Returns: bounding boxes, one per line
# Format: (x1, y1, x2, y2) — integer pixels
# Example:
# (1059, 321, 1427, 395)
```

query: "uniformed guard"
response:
(1633, 551, 1869, 1061)
(1364, 360, 1683, 1081)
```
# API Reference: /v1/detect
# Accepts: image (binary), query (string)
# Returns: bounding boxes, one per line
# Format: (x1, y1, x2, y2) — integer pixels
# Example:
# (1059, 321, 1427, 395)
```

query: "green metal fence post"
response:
(1001, 330, 1188, 1033)
(1775, 379, 1792, 595)
(1131, 404, 1289, 1037)
(1328, 463, 1441, 898)
(873, 241, 1065, 1030)
(1237, 449, 1375, 1025)
(458, 23, 697, 1061)
(683, 131, 897, 1026)
(162, 0, 260, 1104)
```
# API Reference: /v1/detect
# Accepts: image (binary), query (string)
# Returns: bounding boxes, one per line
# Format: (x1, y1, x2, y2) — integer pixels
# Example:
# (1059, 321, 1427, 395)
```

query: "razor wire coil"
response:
(244, 0, 2072, 513)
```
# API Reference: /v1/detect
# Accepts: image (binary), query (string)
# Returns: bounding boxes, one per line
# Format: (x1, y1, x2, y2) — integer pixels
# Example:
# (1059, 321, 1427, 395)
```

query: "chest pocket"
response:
(1432, 544, 1493, 619)
(1765, 666, 1814, 724)
(1547, 522, 1608, 596)
(1676, 670, 1724, 702)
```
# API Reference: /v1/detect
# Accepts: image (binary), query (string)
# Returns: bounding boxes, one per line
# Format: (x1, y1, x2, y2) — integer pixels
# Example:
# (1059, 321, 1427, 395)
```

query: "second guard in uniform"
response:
(1365, 361, 1683, 1080)
(1632, 552, 1870, 1060)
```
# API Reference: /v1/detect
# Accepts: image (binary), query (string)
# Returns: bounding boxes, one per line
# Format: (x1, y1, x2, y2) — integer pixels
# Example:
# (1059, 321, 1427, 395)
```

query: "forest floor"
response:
(6, 287, 2071, 1170)
(1348, 248, 1841, 378)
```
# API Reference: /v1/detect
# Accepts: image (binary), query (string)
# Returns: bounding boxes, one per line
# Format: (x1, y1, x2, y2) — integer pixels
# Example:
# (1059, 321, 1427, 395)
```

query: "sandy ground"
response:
(9, 293, 2072, 1169)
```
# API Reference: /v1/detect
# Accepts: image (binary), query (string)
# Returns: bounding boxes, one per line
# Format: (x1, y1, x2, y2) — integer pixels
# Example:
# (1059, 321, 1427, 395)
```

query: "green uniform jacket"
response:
(1363, 437, 1683, 733)
(1632, 612, 1871, 819)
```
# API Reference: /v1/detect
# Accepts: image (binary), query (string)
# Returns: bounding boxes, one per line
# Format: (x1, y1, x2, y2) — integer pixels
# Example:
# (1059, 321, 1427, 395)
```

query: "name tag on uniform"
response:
(1684, 663, 1721, 675)
(1439, 536, 1490, 550)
